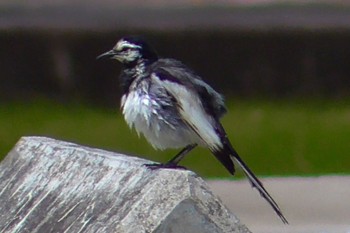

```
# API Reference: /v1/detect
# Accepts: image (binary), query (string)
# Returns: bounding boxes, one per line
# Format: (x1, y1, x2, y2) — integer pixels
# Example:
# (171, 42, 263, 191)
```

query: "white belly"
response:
(121, 92, 201, 150)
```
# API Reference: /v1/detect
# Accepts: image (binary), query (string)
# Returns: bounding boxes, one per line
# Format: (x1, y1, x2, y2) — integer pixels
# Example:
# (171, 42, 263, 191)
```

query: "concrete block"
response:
(0, 136, 250, 233)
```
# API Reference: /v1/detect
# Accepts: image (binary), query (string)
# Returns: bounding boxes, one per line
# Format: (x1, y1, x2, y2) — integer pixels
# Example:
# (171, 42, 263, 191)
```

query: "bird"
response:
(97, 36, 288, 224)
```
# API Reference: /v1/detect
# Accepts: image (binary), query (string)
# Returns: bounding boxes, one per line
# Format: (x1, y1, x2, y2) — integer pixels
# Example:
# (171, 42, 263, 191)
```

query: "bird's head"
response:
(97, 36, 158, 65)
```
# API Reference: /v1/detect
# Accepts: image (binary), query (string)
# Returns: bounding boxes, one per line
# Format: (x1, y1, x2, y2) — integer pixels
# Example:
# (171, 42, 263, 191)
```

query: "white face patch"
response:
(112, 40, 142, 63)
(122, 50, 141, 63)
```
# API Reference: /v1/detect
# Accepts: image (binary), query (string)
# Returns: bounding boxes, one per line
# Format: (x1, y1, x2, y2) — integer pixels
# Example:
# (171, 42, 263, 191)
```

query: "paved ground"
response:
(208, 176, 350, 233)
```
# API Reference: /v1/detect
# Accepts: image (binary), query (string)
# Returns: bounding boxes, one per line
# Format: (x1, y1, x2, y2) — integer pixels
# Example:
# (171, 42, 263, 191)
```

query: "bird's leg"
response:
(166, 143, 197, 165)
(145, 144, 197, 170)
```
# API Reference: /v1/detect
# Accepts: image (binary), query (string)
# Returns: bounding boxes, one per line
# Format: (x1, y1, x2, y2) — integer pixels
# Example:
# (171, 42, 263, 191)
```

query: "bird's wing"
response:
(152, 59, 227, 119)
(150, 70, 236, 174)
(151, 72, 222, 150)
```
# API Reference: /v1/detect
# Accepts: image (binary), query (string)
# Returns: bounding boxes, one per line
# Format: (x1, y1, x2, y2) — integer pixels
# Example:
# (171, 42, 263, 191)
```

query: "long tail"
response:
(227, 143, 288, 224)
(211, 125, 288, 224)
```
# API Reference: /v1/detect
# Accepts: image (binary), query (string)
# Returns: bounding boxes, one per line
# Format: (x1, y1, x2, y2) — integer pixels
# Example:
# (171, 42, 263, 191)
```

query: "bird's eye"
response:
(120, 47, 130, 52)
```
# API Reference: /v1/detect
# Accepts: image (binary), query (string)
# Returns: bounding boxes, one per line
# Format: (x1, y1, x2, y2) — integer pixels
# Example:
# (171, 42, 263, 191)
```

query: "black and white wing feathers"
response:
(151, 59, 227, 119)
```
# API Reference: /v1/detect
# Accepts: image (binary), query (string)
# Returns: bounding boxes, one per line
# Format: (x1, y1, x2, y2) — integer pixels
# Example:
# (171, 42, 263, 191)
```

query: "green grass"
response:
(1, 99, 349, 178)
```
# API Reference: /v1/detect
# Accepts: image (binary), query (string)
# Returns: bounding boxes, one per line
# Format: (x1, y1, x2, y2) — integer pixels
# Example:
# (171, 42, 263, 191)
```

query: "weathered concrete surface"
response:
(0, 136, 250, 233)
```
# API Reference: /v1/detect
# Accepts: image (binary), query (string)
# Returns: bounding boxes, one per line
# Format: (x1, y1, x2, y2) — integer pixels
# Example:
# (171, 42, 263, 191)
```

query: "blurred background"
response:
(0, 0, 349, 178)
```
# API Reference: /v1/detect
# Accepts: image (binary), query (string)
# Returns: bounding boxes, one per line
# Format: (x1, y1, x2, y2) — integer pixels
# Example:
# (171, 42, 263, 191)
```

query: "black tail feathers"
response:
(213, 141, 288, 224)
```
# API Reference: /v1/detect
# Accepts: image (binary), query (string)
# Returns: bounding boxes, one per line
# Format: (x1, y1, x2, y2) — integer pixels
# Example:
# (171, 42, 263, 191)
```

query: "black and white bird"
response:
(97, 36, 288, 224)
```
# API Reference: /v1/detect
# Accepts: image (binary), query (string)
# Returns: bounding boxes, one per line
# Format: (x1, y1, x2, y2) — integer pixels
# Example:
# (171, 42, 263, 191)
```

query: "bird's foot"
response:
(144, 163, 187, 170)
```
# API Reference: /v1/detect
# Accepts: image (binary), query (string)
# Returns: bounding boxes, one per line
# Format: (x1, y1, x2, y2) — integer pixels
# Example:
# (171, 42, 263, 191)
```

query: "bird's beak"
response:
(96, 49, 118, 60)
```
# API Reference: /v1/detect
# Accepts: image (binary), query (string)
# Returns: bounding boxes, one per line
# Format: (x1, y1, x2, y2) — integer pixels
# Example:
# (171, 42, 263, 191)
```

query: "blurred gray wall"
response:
(1, 1, 350, 106)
